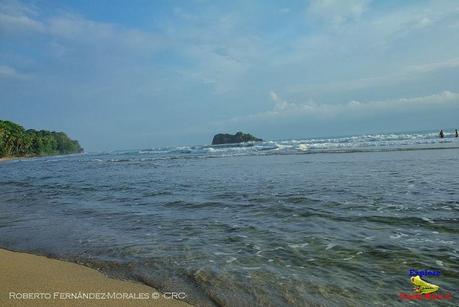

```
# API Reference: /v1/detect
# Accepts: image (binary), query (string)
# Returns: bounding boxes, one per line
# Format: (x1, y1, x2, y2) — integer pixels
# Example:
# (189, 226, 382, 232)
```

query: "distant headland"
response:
(212, 131, 262, 145)
(0, 120, 83, 159)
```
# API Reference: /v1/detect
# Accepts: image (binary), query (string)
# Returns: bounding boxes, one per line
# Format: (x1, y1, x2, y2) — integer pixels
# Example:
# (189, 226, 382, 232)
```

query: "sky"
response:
(1, 0, 459, 151)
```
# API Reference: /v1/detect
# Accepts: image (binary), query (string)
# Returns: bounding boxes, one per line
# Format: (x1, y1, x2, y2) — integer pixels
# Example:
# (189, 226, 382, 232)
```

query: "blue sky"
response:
(1, 0, 459, 151)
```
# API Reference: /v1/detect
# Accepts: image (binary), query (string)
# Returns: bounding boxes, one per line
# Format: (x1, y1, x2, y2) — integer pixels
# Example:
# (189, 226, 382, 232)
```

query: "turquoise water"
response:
(0, 131, 458, 306)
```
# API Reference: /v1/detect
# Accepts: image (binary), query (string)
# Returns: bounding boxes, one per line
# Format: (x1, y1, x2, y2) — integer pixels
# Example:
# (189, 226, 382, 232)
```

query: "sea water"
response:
(0, 131, 458, 306)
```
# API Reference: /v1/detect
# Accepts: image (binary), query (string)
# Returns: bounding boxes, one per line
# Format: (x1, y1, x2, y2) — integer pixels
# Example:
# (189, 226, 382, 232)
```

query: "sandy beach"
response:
(0, 248, 192, 307)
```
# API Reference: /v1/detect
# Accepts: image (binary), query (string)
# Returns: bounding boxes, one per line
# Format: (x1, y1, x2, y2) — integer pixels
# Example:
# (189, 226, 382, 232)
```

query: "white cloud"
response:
(0, 65, 30, 79)
(45, 15, 164, 56)
(0, 12, 44, 33)
(47, 15, 159, 50)
(279, 8, 291, 14)
(287, 57, 459, 95)
(0, 0, 44, 34)
(270, 91, 296, 111)
(407, 58, 459, 73)
(307, 0, 371, 25)
(227, 90, 459, 123)
(0, 1, 163, 56)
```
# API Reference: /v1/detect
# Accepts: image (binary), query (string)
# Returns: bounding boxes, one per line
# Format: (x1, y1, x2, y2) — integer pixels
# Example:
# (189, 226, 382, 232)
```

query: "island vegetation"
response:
(212, 132, 262, 145)
(0, 120, 83, 158)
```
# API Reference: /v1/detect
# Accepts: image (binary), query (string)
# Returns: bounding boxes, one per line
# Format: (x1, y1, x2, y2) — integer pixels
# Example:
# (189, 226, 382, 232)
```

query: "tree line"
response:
(0, 120, 83, 158)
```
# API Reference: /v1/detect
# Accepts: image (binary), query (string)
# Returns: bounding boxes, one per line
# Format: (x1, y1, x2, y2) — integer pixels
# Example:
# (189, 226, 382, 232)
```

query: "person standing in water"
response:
(439, 130, 445, 138)
(456, 129, 458, 138)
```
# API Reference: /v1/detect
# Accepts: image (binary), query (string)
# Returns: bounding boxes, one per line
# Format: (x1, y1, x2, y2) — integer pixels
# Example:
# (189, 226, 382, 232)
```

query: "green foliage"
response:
(0, 120, 83, 158)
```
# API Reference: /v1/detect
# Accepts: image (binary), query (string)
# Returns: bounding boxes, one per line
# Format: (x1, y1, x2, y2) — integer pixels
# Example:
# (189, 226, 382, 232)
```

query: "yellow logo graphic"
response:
(410, 275, 439, 294)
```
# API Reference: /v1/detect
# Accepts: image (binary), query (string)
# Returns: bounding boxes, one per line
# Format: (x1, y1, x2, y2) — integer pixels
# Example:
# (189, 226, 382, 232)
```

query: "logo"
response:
(408, 269, 440, 277)
(410, 275, 439, 294)
(399, 269, 453, 301)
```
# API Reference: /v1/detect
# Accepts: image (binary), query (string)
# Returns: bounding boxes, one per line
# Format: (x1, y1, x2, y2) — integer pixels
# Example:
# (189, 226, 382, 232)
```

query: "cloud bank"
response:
(225, 90, 459, 123)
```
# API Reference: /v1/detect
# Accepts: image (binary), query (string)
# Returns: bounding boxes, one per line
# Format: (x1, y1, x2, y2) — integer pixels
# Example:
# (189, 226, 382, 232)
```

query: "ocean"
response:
(0, 131, 458, 306)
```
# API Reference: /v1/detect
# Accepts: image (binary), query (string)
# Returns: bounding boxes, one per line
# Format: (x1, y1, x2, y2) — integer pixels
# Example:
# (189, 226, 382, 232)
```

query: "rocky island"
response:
(0, 120, 83, 159)
(212, 131, 262, 145)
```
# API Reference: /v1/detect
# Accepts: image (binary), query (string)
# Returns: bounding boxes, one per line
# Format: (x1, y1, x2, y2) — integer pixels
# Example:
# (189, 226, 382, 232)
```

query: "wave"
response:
(86, 131, 459, 162)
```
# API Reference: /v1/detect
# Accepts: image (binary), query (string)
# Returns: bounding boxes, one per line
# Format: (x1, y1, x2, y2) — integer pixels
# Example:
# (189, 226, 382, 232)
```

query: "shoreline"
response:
(0, 152, 84, 162)
(0, 248, 192, 307)
(0, 156, 41, 162)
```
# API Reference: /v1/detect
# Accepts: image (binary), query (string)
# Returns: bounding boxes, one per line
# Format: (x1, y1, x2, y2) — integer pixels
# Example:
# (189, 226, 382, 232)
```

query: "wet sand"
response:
(0, 248, 192, 307)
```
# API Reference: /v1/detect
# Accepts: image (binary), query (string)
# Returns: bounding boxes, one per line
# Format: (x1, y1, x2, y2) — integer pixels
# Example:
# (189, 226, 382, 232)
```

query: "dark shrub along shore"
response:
(212, 131, 262, 145)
